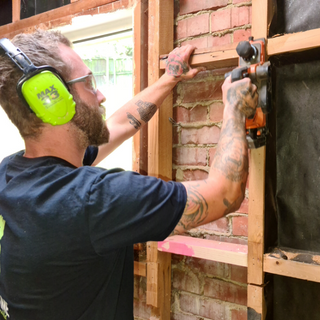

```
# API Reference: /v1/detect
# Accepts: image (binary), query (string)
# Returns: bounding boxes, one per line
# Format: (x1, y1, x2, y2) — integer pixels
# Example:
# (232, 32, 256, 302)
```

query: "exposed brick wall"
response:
(175, 0, 251, 49)
(134, 1, 251, 319)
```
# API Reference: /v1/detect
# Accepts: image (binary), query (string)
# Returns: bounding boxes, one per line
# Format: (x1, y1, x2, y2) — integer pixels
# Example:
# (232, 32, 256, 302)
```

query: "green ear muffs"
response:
(0, 38, 76, 126)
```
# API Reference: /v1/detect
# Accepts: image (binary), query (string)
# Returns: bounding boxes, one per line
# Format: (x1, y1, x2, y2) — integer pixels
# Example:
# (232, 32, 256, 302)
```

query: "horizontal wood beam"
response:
(158, 235, 248, 267)
(268, 28, 320, 56)
(160, 28, 320, 70)
(134, 261, 147, 277)
(159, 44, 239, 70)
(0, 0, 120, 38)
(264, 250, 320, 283)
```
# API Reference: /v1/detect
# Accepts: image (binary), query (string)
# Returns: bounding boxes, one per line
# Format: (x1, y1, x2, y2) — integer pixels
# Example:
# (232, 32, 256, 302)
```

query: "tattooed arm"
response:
(92, 45, 205, 166)
(173, 76, 258, 234)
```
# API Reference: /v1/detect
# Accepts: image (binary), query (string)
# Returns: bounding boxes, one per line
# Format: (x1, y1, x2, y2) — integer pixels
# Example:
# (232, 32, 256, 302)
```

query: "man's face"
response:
(59, 44, 109, 147)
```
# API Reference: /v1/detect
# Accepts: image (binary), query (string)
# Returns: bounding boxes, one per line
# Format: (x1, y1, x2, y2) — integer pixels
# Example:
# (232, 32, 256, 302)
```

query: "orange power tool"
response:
(225, 37, 271, 149)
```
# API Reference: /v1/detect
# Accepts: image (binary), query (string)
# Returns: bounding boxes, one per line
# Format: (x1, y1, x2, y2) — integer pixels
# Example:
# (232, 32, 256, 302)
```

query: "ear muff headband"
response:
(0, 38, 76, 126)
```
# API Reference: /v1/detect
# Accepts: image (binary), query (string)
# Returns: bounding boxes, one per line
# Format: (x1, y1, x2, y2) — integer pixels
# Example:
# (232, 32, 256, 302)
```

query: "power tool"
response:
(225, 37, 271, 149)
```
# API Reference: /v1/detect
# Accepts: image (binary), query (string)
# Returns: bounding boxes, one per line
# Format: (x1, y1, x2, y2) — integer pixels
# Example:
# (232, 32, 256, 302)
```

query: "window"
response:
(73, 30, 133, 170)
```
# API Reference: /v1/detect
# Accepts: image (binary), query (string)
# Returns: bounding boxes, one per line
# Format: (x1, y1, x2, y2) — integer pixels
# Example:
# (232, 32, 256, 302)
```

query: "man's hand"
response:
(222, 76, 258, 118)
(165, 45, 206, 81)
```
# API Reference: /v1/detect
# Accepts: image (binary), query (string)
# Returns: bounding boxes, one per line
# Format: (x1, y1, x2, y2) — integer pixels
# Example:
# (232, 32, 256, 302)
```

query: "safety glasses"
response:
(66, 74, 97, 94)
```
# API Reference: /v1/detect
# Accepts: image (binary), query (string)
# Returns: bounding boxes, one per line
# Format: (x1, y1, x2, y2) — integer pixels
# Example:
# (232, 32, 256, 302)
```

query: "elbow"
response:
(223, 182, 246, 215)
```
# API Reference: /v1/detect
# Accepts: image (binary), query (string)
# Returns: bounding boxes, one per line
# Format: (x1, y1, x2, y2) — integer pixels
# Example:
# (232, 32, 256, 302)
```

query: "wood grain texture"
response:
(12, 0, 21, 22)
(268, 28, 320, 56)
(158, 236, 248, 267)
(248, 147, 266, 285)
(264, 251, 320, 283)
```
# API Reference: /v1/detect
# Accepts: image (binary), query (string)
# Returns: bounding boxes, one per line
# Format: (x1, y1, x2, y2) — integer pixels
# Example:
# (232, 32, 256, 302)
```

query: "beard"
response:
(70, 90, 109, 148)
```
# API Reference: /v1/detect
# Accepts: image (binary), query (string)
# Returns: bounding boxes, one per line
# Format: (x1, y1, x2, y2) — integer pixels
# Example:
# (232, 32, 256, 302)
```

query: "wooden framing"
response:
(133, 0, 148, 174)
(146, 1, 174, 318)
(158, 235, 248, 267)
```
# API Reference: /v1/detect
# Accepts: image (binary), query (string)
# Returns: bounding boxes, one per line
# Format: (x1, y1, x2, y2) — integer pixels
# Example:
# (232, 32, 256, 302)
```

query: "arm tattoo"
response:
(177, 184, 209, 232)
(135, 100, 157, 122)
(227, 84, 257, 118)
(126, 112, 141, 130)
(166, 52, 189, 77)
(213, 119, 248, 182)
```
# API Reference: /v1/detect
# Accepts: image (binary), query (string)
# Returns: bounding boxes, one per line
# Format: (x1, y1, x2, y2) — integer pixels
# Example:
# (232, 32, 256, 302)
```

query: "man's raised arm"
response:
(92, 45, 205, 166)
(174, 76, 258, 234)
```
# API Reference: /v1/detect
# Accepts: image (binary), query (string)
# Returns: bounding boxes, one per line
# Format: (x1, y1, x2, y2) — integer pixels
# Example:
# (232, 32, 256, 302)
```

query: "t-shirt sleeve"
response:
(83, 146, 99, 166)
(86, 170, 187, 254)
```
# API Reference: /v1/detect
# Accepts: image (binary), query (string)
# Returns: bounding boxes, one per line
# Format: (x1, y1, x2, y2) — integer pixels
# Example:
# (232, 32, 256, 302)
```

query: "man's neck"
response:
(24, 124, 86, 168)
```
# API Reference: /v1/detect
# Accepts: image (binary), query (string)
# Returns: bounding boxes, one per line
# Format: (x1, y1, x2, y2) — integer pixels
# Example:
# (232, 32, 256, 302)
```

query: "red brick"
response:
(237, 197, 248, 214)
(134, 276, 147, 301)
(172, 253, 184, 264)
(231, 6, 251, 27)
(230, 265, 247, 284)
(173, 126, 180, 145)
(233, 28, 252, 42)
(204, 278, 247, 305)
(209, 102, 224, 122)
(185, 257, 230, 278)
(196, 217, 230, 233)
(180, 169, 209, 181)
(209, 147, 217, 164)
(180, 35, 231, 50)
(199, 298, 227, 319)
(173, 147, 207, 165)
(231, 308, 247, 320)
(211, 8, 232, 32)
(171, 312, 201, 320)
(181, 79, 224, 103)
(177, 14, 210, 39)
(180, 0, 229, 15)
(174, 105, 208, 123)
(133, 299, 151, 319)
(172, 269, 202, 294)
(179, 293, 200, 314)
(208, 34, 232, 47)
(232, 215, 248, 236)
(181, 126, 221, 145)
(179, 36, 211, 50)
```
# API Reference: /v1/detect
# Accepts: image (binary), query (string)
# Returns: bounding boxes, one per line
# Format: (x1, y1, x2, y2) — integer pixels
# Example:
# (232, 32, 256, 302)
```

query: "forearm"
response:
(174, 77, 257, 235)
(93, 74, 178, 165)
(176, 109, 247, 234)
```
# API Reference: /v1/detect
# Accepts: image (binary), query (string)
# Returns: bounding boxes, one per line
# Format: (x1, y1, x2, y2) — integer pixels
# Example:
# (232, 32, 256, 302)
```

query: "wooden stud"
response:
(252, 0, 269, 39)
(159, 44, 238, 70)
(146, 242, 171, 319)
(0, 0, 117, 38)
(12, 0, 21, 22)
(133, 0, 148, 175)
(147, 0, 173, 180)
(268, 28, 320, 56)
(247, 284, 266, 320)
(247, 0, 268, 289)
(264, 252, 320, 283)
(146, 0, 173, 318)
(134, 261, 147, 277)
(247, 147, 266, 285)
(158, 235, 248, 267)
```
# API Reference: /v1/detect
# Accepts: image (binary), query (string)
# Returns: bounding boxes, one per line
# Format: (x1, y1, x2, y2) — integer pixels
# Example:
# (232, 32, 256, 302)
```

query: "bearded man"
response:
(0, 30, 257, 320)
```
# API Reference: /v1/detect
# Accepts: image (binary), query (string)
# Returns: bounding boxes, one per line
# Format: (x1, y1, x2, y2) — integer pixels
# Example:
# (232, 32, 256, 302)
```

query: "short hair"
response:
(0, 29, 72, 138)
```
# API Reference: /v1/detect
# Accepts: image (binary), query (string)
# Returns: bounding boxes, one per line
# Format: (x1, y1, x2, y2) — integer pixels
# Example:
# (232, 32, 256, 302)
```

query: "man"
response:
(0, 30, 257, 320)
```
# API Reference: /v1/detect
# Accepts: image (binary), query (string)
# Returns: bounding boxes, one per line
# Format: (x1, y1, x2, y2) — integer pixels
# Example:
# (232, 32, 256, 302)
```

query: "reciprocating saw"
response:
(225, 37, 271, 149)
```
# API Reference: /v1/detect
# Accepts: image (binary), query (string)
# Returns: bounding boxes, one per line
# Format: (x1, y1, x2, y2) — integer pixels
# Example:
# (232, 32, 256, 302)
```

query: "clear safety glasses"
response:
(66, 74, 97, 94)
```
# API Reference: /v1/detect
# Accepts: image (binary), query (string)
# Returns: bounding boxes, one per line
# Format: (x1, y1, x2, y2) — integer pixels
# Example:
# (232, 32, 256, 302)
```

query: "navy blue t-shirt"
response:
(0, 148, 186, 320)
